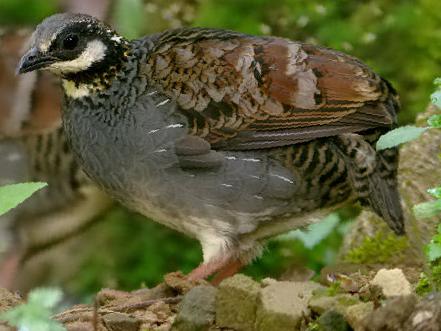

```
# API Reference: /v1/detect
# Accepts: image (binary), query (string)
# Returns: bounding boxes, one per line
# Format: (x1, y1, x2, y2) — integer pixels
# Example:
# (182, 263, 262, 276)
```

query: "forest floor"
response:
(1, 264, 440, 331)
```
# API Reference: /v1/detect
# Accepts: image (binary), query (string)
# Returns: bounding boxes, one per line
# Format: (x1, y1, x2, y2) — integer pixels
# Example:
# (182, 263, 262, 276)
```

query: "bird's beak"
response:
(16, 47, 57, 75)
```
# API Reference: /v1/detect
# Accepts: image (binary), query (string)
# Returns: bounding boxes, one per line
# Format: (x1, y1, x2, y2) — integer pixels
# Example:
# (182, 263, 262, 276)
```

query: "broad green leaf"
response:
(431, 91, 441, 108)
(376, 126, 427, 151)
(278, 213, 340, 248)
(427, 242, 441, 262)
(0, 182, 47, 216)
(428, 187, 441, 199)
(413, 200, 441, 219)
(428, 114, 441, 128)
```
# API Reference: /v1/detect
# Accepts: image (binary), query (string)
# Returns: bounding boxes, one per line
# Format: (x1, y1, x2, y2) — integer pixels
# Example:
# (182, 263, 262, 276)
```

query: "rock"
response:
(255, 281, 323, 331)
(370, 268, 411, 298)
(309, 293, 359, 315)
(172, 285, 217, 331)
(128, 299, 175, 330)
(96, 288, 132, 306)
(131, 284, 174, 301)
(0, 287, 22, 312)
(362, 294, 417, 331)
(344, 302, 374, 331)
(102, 312, 140, 331)
(0, 288, 22, 331)
(317, 310, 351, 331)
(405, 292, 441, 331)
(164, 271, 206, 295)
(215, 274, 260, 331)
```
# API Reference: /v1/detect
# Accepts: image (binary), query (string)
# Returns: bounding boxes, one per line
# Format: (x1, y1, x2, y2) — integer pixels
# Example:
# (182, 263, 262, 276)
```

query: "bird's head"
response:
(17, 13, 128, 82)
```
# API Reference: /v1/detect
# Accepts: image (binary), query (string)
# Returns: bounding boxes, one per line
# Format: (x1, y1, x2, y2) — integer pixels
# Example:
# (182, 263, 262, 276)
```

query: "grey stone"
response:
(363, 294, 417, 331)
(317, 310, 351, 331)
(405, 292, 441, 331)
(255, 281, 323, 331)
(215, 274, 260, 331)
(172, 285, 217, 331)
(309, 293, 360, 315)
(344, 302, 373, 331)
(102, 312, 140, 331)
(370, 268, 412, 298)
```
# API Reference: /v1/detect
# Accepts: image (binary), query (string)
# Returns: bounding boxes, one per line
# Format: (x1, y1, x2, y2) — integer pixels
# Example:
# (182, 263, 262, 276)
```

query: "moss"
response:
(326, 282, 342, 297)
(429, 262, 441, 291)
(415, 263, 441, 296)
(306, 322, 321, 331)
(336, 296, 359, 307)
(344, 231, 409, 264)
(415, 273, 431, 296)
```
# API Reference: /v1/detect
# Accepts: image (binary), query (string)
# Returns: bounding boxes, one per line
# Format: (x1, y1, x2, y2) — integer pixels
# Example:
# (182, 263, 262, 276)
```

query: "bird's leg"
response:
(0, 248, 21, 290)
(211, 258, 243, 285)
(187, 255, 244, 284)
(187, 256, 231, 281)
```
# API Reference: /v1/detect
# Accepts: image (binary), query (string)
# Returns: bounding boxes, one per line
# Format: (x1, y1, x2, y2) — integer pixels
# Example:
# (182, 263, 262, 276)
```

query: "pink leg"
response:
(0, 250, 21, 290)
(211, 259, 243, 285)
(187, 256, 243, 284)
(187, 256, 231, 281)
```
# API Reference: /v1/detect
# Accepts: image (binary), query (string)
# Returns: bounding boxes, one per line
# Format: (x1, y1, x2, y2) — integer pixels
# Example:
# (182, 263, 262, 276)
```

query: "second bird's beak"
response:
(16, 47, 57, 75)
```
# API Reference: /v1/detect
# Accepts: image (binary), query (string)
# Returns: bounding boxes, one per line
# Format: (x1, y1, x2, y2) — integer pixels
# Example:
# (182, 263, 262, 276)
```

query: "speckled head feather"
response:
(19, 13, 129, 83)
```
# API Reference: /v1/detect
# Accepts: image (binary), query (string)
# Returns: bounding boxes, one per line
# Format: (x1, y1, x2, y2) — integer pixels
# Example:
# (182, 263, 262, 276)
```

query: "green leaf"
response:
(0, 288, 65, 331)
(428, 115, 441, 128)
(0, 182, 47, 216)
(413, 200, 441, 219)
(431, 90, 441, 108)
(428, 187, 441, 199)
(427, 242, 441, 262)
(28, 288, 62, 309)
(376, 126, 427, 150)
(279, 213, 340, 248)
(434, 77, 441, 87)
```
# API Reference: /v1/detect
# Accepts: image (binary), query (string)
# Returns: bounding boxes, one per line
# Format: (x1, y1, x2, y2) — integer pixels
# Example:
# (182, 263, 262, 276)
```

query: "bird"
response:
(18, 13, 404, 282)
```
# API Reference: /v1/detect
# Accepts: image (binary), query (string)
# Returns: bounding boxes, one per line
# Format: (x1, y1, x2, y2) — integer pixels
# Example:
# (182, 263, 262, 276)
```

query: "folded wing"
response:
(143, 28, 399, 150)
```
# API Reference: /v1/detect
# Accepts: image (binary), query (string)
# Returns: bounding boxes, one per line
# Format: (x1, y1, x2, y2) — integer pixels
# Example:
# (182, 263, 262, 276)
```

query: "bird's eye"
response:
(62, 34, 79, 50)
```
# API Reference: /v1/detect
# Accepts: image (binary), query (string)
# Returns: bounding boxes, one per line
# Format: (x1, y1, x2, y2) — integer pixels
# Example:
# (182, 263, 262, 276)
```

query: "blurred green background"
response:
(1, 0, 439, 297)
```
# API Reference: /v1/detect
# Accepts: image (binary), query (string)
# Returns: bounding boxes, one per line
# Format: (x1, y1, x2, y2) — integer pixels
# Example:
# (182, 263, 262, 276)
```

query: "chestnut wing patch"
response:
(144, 29, 398, 150)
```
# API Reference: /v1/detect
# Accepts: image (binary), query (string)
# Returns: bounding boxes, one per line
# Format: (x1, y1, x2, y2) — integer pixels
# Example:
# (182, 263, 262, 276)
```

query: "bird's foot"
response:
(187, 256, 243, 285)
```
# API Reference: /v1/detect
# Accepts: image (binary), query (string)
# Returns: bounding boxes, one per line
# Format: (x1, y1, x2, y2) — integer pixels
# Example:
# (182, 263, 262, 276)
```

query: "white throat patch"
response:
(62, 80, 91, 99)
(48, 39, 107, 74)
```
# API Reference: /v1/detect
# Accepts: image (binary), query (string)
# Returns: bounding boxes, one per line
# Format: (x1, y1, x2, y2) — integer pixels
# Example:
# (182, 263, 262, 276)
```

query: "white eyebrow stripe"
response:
(48, 39, 107, 73)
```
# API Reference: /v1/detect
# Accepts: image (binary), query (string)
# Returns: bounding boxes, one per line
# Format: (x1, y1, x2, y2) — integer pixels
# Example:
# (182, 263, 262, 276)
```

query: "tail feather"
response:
(361, 160, 405, 235)
(333, 134, 405, 235)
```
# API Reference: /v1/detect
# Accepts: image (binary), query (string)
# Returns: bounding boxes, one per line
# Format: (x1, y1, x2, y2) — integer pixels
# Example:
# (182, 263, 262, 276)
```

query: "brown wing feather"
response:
(144, 29, 398, 149)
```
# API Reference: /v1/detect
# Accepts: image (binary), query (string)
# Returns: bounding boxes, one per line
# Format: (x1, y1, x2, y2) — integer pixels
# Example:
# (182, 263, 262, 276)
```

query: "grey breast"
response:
(62, 87, 304, 234)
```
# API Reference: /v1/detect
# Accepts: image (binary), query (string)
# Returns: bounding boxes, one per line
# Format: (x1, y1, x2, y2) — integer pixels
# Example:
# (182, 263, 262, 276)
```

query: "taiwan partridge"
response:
(18, 13, 404, 281)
